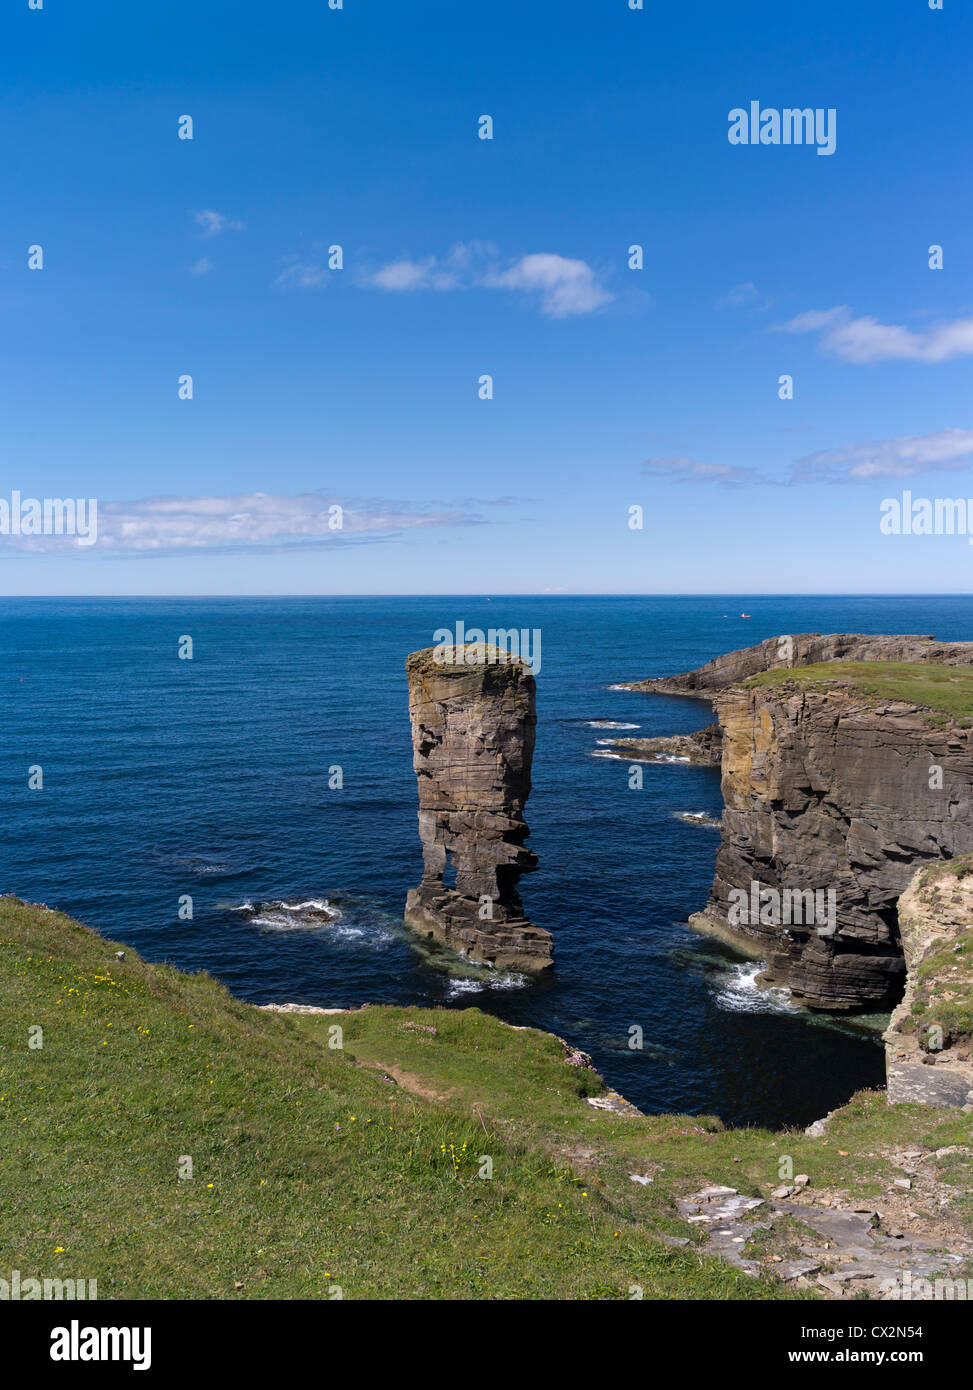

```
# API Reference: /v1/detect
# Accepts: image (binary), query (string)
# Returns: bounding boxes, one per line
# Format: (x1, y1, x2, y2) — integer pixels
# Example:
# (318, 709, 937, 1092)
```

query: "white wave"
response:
(276, 899, 337, 914)
(592, 748, 690, 764)
(488, 972, 528, 991)
(587, 720, 640, 730)
(445, 977, 486, 998)
(227, 896, 346, 933)
(250, 912, 303, 930)
(714, 961, 800, 1015)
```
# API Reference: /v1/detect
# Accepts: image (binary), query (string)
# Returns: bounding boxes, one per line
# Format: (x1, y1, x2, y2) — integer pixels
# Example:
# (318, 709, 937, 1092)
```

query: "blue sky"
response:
(2, 0, 972, 594)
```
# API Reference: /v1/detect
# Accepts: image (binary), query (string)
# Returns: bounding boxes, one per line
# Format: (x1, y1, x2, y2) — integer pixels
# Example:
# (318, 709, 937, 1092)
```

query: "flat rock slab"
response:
(772, 1200, 876, 1247)
(887, 1059, 973, 1108)
(586, 1089, 643, 1117)
(776, 1258, 822, 1282)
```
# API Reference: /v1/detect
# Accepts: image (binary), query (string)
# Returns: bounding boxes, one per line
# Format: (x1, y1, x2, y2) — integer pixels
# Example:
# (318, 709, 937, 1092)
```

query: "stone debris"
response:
(675, 1158, 973, 1298)
(675, 1187, 767, 1273)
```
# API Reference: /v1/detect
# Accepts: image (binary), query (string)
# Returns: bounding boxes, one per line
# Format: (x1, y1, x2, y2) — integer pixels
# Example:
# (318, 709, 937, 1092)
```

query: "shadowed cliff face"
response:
(696, 683, 973, 1010)
(404, 644, 553, 972)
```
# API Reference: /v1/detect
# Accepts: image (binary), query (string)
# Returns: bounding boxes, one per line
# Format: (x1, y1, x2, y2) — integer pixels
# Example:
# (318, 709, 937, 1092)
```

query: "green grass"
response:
(2, 896, 971, 1300)
(745, 661, 973, 723)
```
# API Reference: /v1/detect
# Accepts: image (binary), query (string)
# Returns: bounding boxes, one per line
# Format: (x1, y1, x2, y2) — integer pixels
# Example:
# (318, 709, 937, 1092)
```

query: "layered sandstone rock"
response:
(623, 633, 973, 696)
(404, 644, 553, 972)
(601, 724, 722, 766)
(692, 680, 973, 1010)
(884, 860, 973, 1108)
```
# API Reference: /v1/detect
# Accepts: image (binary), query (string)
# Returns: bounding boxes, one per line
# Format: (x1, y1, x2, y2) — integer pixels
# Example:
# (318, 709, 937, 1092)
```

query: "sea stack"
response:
(404, 643, 553, 972)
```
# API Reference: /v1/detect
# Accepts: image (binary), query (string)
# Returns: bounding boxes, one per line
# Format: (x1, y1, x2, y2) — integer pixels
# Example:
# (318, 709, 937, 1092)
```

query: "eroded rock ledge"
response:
(404, 644, 553, 972)
(597, 724, 721, 766)
(621, 632, 973, 696)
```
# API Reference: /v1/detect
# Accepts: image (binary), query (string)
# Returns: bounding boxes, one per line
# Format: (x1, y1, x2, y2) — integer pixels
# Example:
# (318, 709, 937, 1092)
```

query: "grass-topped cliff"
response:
(2, 896, 972, 1300)
(745, 661, 973, 725)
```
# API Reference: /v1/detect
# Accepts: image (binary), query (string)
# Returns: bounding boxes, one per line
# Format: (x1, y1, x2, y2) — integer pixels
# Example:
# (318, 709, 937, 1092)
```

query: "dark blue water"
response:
(5, 595, 972, 1127)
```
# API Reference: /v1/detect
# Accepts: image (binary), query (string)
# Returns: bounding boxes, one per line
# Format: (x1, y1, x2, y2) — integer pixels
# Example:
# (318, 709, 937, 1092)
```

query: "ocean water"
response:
(4, 594, 972, 1128)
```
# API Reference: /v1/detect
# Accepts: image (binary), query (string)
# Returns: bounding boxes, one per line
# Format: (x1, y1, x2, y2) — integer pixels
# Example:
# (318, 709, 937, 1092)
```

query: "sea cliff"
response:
(623, 637, 973, 1016)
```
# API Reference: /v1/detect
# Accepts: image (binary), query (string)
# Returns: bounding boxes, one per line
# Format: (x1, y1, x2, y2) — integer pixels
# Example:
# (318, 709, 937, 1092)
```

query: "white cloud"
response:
(642, 456, 761, 486)
(792, 428, 973, 482)
(193, 209, 246, 238)
(776, 306, 848, 334)
(775, 305, 973, 363)
(190, 257, 213, 275)
(485, 253, 613, 317)
(716, 282, 769, 310)
(364, 243, 612, 316)
(0, 493, 484, 555)
(272, 260, 330, 290)
(369, 257, 460, 292)
(97, 493, 480, 551)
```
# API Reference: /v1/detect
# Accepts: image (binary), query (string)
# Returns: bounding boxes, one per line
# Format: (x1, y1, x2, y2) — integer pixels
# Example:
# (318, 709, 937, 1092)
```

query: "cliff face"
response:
(694, 681, 973, 1010)
(624, 633, 973, 696)
(884, 860, 973, 1108)
(404, 644, 553, 972)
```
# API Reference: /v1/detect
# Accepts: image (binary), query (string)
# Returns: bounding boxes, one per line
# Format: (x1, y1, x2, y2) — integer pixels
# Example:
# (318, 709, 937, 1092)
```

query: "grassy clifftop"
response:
(2, 896, 971, 1300)
(745, 661, 973, 723)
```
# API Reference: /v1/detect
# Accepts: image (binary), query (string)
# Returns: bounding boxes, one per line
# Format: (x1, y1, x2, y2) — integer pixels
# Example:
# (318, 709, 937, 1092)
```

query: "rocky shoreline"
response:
(594, 724, 721, 766)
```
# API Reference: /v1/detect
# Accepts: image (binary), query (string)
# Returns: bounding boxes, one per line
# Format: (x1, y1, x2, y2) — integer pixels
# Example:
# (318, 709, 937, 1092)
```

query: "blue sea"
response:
(5, 594, 972, 1128)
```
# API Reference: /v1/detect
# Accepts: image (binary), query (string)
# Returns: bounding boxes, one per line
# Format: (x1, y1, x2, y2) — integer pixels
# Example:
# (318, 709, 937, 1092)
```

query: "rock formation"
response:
(622, 632, 973, 696)
(404, 643, 553, 972)
(599, 725, 721, 766)
(693, 676, 973, 1009)
(884, 859, 973, 1109)
(622, 633, 973, 1012)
